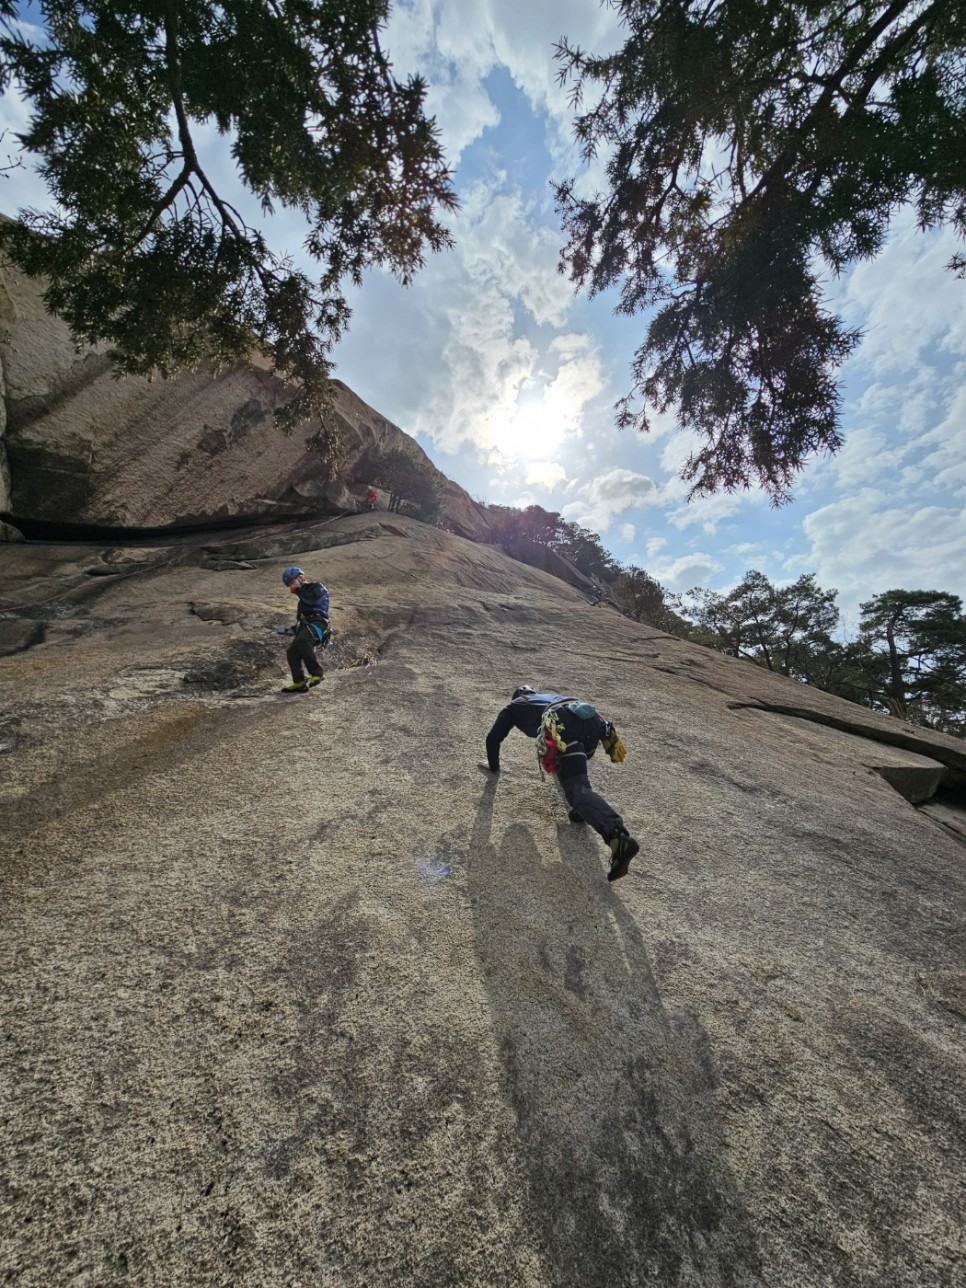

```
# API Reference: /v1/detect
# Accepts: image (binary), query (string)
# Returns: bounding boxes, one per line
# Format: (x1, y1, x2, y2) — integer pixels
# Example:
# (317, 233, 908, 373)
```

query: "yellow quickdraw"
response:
(602, 727, 626, 763)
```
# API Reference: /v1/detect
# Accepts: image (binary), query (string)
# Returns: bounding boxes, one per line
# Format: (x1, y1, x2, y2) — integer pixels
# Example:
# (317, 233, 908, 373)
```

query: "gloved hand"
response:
(602, 726, 626, 763)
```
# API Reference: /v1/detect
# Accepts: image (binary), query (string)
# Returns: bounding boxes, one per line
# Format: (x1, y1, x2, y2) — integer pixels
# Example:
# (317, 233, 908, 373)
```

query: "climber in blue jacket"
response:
(484, 685, 639, 881)
(279, 566, 330, 693)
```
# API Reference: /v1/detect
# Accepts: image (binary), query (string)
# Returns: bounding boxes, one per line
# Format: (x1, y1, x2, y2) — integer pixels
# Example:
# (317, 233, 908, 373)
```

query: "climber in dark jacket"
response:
(279, 566, 330, 693)
(484, 685, 640, 881)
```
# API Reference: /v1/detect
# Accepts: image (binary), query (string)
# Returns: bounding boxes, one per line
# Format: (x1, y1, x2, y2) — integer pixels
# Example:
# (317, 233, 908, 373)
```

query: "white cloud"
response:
(815, 421, 907, 494)
(427, 69, 503, 162)
(562, 466, 658, 531)
(457, 183, 574, 328)
(383, 0, 501, 163)
(802, 489, 966, 619)
(821, 365, 966, 509)
(642, 404, 682, 443)
(620, 522, 636, 542)
(917, 381, 966, 498)
(0, 85, 65, 213)
(525, 461, 567, 489)
(648, 552, 725, 591)
(842, 215, 966, 378)
(384, 0, 624, 187)
(666, 487, 764, 535)
(362, 181, 610, 465)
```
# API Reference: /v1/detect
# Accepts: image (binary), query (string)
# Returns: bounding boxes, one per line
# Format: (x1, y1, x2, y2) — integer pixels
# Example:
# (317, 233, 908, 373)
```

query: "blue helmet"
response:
(512, 685, 536, 700)
(282, 566, 304, 586)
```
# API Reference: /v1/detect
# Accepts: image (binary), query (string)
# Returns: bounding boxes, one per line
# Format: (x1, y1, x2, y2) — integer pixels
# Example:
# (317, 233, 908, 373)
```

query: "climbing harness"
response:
(299, 619, 332, 649)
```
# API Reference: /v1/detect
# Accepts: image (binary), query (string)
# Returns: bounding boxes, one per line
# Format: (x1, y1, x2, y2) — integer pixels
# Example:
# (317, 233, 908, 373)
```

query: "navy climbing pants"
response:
(560, 757, 623, 840)
(555, 706, 623, 839)
(287, 623, 324, 682)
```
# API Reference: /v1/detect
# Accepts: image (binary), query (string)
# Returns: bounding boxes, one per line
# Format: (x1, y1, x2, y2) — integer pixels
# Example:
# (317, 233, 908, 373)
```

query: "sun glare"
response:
(489, 386, 572, 460)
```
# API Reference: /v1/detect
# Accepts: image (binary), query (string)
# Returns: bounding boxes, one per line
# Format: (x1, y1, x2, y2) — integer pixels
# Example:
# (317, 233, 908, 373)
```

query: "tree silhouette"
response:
(555, 0, 966, 501)
(0, 0, 457, 443)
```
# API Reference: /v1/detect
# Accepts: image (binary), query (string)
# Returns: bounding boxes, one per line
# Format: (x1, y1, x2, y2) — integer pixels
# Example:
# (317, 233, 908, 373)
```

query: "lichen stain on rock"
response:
(197, 424, 228, 455)
(229, 397, 269, 442)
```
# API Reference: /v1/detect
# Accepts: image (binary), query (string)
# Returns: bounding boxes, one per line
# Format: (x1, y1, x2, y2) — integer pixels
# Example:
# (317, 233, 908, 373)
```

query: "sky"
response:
(2, 0, 964, 630)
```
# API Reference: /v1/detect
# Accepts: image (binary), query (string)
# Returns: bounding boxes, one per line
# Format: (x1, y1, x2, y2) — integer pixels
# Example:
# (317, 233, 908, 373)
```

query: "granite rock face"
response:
(499, 536, 595, 592)
(1, 514, 964, 1288)
(0, 260, 493, 540)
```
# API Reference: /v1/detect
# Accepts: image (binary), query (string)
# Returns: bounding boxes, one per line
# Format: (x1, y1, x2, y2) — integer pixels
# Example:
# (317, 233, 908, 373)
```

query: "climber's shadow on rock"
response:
(468, 784, 761, 1288)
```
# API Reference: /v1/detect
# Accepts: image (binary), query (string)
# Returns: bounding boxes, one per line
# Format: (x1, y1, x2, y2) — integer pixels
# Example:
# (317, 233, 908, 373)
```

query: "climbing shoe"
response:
(281, 679, 309, 693)
(606, 829, 639, 882)
(568, 808, 586, 824)
(306, 673, 323, 687)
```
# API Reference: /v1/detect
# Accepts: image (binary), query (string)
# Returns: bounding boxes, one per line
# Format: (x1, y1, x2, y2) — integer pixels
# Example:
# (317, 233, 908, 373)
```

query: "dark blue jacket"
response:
(485, 693, 576, 772)
(294, 581, 330, 625)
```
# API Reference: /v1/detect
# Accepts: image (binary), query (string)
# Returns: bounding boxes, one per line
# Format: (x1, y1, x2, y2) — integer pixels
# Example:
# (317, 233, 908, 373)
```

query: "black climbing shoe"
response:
(607, 829, 639, 882)
(568, 808, 586, 824)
